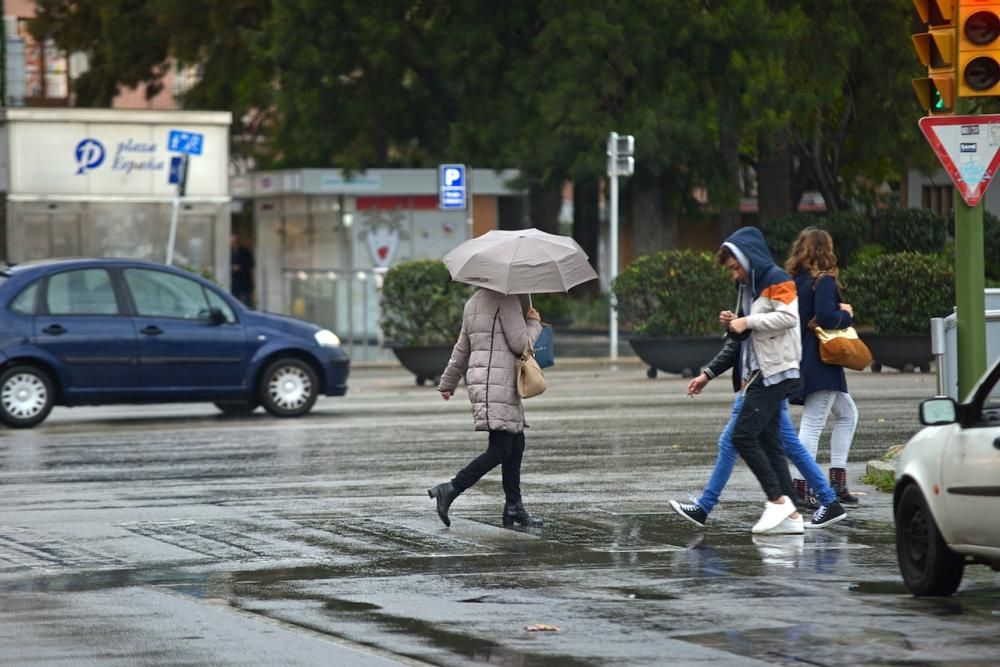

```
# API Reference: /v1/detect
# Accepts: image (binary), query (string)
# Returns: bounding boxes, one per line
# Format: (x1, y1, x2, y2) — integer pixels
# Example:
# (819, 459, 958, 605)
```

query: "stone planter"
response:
(389, 345, 453, 386)
(863, 333, 933, 373)
(629, 336, 722, 379)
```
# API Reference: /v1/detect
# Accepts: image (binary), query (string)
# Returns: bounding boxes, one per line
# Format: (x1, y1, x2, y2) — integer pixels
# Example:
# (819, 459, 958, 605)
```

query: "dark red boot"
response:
(829, 467, 859, 505)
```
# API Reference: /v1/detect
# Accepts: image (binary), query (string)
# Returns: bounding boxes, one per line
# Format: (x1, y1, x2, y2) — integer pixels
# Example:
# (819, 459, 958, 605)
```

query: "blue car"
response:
(0, 258, 349, 428)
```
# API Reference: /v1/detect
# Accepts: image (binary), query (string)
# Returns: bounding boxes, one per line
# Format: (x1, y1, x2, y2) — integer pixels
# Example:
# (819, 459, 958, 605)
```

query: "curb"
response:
(350, 356, 646, 371)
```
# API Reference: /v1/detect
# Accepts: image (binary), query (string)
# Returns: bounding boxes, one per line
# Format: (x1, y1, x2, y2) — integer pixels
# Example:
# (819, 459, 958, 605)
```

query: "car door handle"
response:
(42, 324, 67, 335)
(140, 325, 163, 336)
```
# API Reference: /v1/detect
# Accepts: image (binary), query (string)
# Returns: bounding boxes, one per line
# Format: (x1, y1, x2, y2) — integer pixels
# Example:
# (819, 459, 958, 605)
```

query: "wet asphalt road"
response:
(1, 362, 998, 666)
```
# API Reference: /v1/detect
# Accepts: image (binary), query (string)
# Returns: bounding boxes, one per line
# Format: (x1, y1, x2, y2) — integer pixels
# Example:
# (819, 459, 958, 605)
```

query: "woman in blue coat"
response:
(785, 228, 859, 505)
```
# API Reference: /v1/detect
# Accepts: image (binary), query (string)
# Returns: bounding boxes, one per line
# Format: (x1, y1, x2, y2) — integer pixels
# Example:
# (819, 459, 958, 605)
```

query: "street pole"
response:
(165, 154, 188, 266)
(608, 132, 619, 360)
(955, 93, 987, 398)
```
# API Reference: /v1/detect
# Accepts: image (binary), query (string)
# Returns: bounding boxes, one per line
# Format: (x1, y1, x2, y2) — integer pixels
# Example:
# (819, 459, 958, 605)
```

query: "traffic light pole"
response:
(954, 99, 987, 398)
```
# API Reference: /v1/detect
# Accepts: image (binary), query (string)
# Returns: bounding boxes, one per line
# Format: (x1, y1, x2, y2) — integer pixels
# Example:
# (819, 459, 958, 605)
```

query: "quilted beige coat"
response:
(438, 289, 542, 433)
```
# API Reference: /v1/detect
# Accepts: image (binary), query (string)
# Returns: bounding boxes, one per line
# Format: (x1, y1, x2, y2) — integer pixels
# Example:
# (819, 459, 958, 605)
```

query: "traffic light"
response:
(607, 133, 635, 177)
(913, 1, 956, 114)
(958, 1, 1000, 96)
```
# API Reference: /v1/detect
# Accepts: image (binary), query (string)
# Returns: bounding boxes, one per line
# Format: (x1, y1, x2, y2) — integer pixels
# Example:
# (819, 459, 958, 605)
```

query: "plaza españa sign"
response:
(919, 114, 1000, 206)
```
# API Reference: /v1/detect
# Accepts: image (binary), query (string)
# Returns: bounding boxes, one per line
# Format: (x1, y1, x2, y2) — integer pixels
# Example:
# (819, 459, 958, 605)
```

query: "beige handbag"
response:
(813, 325, 872, 371)
(516, 345, 546, 398)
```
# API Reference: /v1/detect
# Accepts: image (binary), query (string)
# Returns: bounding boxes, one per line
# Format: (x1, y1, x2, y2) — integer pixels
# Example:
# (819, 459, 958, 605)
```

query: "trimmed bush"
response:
(761, 212, 869, 267)
(380, 260, 472, 346)
(844, 252, 954, 334)
(985, 212, 1000, 282)
(612, 250, 731, 337)
(870, 208, 949, 254)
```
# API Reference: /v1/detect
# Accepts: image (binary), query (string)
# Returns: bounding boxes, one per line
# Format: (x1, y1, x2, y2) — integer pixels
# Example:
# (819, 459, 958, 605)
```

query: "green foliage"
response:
(845, 253, 954, 334)
(612, 251, 731, 337)
(860, 468, 896, 494)
(871, 208, 950, 254)
(531, 291, 609, 329)
(379, 260, 471, 346)
(181, 265, 217, 283)
(761, 211, 870, 268)
(985, 212, 1000, 282)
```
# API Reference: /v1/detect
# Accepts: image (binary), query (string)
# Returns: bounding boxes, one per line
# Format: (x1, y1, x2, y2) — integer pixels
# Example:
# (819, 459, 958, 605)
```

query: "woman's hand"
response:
(526, 307, 541, 321)
(439, 390, 452, 401)
(839, 302, 854, 317)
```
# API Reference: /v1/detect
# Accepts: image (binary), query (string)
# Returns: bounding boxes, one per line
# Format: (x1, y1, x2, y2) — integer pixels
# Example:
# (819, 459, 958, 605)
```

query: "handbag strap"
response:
(496, 305, 533, 358)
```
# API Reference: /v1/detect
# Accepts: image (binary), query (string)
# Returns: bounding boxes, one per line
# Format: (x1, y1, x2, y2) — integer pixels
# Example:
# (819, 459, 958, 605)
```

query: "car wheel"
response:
(259, 358, 318, 418)
(895, 483, 965, 596)
(213, 400, 259, 417)
(0, 365, 55, 428)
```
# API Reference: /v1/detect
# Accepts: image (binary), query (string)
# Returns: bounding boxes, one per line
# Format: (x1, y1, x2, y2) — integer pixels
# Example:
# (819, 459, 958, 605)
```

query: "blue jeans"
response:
(698, 393, 837, 514)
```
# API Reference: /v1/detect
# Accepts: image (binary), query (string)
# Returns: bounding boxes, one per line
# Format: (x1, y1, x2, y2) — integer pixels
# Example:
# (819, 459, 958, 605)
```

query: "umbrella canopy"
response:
(443, 228, 598, 294)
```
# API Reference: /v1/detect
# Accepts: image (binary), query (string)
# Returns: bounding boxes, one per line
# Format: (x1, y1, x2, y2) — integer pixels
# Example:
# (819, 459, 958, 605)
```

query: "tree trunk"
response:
(717, 91, 742, 237)
(631, 171, 677, 254)
(572, 176, 600, 269)
(756, 128, 793, 226)
(527, 184, 561, 233)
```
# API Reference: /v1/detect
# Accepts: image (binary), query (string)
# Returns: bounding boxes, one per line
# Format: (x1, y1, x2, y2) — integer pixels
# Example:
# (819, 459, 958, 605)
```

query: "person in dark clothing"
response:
(230, 234, 255, 307)
(785, 227, 859, 505)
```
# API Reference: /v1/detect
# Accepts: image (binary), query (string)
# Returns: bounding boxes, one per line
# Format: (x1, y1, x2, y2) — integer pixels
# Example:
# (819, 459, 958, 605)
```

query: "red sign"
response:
(919, 114, 1000, 206)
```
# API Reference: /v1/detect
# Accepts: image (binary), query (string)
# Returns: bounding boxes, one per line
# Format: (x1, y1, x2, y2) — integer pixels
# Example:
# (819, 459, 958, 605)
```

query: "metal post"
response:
(954, 87, 987, 398)
(166, 196, 179, 266)
(930, 316, 947, 396)
(608, 132, 619, 360)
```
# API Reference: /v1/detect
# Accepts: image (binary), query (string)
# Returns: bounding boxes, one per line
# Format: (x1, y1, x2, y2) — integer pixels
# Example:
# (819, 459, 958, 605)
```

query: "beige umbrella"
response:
(443, 228, 598, 294)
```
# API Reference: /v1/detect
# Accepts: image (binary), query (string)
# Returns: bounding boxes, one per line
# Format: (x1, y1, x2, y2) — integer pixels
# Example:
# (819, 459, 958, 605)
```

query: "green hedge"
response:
(871, 208, 950, 254)
(844, 252, 954, 334)
(612, 250, 731, 337)
(761, 211, 869, 267)
(380, 260, 472, 346)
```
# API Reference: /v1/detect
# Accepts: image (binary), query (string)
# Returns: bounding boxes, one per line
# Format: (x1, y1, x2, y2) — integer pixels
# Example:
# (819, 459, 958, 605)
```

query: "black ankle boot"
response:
(427, 482, 462, 527)
(829, 467, 859, 505)
(502, 501, 543, 528)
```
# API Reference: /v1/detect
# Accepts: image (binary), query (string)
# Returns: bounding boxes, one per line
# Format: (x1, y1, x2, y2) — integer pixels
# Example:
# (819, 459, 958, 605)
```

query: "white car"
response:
(895, 356, 1000, 596)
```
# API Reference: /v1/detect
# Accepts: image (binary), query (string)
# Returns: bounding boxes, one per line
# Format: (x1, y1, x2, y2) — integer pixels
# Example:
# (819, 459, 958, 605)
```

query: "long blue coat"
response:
(793, 272, 853, 401)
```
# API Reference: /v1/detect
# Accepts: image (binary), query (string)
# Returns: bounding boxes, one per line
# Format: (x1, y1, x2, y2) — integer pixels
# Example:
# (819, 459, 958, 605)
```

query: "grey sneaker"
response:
(805, 501, 847, 529)
(669, 500, 708, 527)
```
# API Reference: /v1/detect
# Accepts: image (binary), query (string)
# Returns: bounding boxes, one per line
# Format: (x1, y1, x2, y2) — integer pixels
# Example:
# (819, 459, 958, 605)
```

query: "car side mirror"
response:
(919, 397, 958, 426)
(207, 307, 227, 325)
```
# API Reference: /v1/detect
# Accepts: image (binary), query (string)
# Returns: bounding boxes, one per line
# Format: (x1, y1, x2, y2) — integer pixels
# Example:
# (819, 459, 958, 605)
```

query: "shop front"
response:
(230, 168, 524, 359)
(0, 108, 231, 278)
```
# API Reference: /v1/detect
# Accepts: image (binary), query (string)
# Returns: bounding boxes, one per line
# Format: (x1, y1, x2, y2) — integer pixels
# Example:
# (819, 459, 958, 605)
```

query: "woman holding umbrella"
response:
(428, 289, 544, 528)
(428, 229, 597, 528)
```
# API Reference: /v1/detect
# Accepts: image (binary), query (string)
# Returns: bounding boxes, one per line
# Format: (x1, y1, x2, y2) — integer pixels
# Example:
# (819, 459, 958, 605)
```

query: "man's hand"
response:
(719, 310, 735, 327)
(727, 316, 748, 334)
(687, 372, 709, 396)
(439, 390, 452, 401)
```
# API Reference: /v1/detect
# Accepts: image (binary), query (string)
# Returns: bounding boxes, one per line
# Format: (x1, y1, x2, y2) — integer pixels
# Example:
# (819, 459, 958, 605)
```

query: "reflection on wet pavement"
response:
(1, 366, 998, 665)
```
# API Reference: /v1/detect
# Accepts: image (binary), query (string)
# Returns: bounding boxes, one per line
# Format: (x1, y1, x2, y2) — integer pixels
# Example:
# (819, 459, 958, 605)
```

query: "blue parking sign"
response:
(168, 129, 204, 155)
(439, 164, 467, 210)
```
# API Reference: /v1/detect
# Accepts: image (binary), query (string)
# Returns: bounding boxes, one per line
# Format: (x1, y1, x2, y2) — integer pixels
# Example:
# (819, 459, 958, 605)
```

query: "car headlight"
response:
(314, 329, 341, 347)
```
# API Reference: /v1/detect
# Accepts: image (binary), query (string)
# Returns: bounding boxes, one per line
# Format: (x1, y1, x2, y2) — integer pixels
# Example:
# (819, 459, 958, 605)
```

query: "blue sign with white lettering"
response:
(168, 156, 183, 184)
(439, 164, 467, 210)
(168, 129, 204, 155)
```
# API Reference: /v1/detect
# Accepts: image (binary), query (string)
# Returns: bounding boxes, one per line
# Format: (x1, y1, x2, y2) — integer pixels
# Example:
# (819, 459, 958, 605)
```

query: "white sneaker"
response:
(758, 514, 804, 535)
(751, 496, 796, 534)
(752, 534, 805, 566)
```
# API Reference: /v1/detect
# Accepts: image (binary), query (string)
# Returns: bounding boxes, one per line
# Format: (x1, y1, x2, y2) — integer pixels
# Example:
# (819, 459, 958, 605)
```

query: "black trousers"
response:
(452, 430, 525, 505)
(731, 377, 799, 502)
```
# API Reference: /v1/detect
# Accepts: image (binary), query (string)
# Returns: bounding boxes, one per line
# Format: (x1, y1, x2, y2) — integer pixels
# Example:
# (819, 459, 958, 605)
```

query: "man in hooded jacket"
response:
(713, 227, 805, 534)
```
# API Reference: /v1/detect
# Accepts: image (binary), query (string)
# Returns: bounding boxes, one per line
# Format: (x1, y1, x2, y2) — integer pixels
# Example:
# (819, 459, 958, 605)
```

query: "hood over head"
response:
(722, 226, 788, 298)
